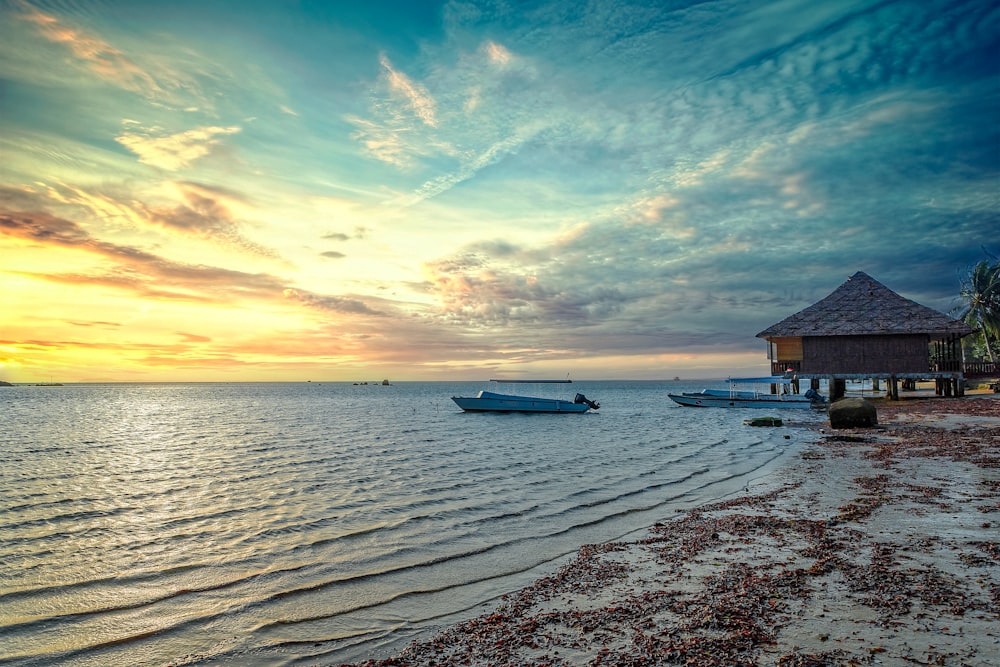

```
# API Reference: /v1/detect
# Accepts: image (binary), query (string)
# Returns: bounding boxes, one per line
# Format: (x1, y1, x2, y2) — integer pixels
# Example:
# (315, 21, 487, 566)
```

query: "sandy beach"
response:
(344, 394, 1000, 667)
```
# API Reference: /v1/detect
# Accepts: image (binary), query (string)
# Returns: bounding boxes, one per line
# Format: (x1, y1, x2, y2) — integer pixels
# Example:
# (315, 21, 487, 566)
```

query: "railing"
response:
(770, 361, 801, 375)
(964, 361, 998, 377)
(929, 360, 964, 373)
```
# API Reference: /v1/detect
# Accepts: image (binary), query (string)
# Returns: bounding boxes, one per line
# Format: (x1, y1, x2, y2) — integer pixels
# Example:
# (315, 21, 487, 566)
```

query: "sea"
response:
(0, 381, 825, 666)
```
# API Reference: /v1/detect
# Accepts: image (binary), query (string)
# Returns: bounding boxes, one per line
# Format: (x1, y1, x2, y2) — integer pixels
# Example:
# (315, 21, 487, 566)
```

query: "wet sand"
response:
(344, 395, 1000, 667)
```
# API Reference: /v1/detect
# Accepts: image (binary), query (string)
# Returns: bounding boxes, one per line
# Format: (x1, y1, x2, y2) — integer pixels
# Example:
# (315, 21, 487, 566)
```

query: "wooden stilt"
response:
(832, 379, 845, 401)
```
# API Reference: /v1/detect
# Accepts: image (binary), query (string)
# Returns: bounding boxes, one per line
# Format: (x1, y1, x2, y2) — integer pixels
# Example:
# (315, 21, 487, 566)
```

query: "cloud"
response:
(142, 182, 277, 257)
(346, 115, 414, 168)
(0, 209, 380, 315)
(404, 118, 552, 206)
(12, 181, 275, 259)
(349, 39, 548, 185)
(15, 0, 163, 97)
(68, 320, 121, 328)
(423, 238, 628, 331)
(281, 288, 380, 316)
(347, 53, 441, 167)
(116, 124, 241, 170)
(380, 53, 438, 128)
(484, 41, 512, 67)
(9, 0, 272, 115)
(176, 332, 211, 343)
(0, 209, 90, 243)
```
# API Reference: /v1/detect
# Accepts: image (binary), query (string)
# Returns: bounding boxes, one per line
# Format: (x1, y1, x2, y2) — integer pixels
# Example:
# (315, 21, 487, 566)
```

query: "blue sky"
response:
(1, 0, 997, 382)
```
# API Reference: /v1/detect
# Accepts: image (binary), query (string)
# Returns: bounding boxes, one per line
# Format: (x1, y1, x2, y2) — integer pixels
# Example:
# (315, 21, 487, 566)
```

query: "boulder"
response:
(828, 397, 878, 429)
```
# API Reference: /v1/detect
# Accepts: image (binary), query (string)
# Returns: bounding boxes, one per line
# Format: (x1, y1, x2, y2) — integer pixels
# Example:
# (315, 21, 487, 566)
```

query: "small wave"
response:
(0, 506, 130, 540)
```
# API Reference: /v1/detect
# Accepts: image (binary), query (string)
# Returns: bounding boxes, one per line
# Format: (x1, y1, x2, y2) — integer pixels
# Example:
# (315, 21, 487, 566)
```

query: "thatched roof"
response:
(756, 271, 973, 339)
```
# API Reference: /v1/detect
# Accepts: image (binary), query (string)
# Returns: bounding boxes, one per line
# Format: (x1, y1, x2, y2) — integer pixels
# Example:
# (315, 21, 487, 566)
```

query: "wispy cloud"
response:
(116, 123, 242, 171)
(484, 41, 512, 66)
(346, 115, 413, 168)
(350, 38, 550, 196)
(0, 210, 379, 315)
(380, 53, 438, 128)
(404, 122, 547, 205)
(141, 182, 277, 258)
(17, 181, 275, 259)
(176, 331, 211, 343)
(345, 54, 441, 168)
(15, 0, 163, 97)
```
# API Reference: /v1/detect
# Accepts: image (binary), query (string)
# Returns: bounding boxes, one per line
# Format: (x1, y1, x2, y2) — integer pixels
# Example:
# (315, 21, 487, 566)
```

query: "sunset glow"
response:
(2, 0, 997, 382)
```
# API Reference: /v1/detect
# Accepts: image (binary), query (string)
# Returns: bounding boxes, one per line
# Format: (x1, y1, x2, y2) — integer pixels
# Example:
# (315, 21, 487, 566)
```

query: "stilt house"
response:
(756, 271, 973, 398)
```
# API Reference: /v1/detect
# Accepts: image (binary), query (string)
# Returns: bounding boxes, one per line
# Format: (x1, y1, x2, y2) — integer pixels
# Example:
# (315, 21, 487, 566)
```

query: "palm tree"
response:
(956, 258, 1000, 363)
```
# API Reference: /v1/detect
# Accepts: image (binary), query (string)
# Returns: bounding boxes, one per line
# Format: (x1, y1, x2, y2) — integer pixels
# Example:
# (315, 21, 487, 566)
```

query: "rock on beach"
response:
(828, 396, 878, 429)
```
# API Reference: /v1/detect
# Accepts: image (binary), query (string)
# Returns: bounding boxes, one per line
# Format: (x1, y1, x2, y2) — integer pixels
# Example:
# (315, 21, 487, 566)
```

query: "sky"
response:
(1, 0, 998, 383)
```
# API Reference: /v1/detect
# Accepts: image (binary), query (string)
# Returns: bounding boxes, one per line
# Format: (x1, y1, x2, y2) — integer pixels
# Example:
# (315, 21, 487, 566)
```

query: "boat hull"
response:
(452, 391, 592, 413)
(667, 392, 819, 409)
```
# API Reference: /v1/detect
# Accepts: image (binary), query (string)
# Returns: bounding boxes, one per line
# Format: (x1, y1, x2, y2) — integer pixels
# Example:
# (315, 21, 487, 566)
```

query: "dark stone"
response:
(828, 397, 878, 429)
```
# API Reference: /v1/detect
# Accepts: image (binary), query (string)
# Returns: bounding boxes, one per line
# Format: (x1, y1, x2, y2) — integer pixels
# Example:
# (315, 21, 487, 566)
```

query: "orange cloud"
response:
(16, 0, 163, 97)
(141, 182, 277, 257)
(0, 210, 379, 315)
(176, 332, 212, 343)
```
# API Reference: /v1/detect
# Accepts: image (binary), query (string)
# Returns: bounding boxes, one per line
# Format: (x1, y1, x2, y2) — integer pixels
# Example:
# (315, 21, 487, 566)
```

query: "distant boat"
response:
(668, 377, 826, 409)
(452, 379, 600, 413)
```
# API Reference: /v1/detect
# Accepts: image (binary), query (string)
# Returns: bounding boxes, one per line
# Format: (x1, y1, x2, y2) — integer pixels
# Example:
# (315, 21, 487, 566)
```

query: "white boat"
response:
(452, 379, 600, 413)
(668, 377, 826, 409)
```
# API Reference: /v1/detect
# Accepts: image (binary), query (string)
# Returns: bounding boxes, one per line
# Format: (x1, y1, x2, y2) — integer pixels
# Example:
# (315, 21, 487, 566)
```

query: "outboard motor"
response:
(804, 388, 827, 404)
(573, 393, 600, 410)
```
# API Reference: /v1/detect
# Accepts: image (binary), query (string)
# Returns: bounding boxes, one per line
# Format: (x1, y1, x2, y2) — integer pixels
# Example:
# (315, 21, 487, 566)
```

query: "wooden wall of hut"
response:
(773, 337, 803, 362)
(801, 334, 930, 374)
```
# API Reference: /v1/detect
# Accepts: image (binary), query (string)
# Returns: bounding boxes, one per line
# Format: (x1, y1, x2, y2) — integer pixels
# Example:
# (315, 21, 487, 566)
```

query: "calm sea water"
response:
(0, 381, 823, 666)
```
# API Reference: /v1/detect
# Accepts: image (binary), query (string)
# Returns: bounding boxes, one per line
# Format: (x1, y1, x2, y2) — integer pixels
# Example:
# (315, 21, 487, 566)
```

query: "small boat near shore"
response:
(668, 377, 827, 409)
(452, 379, 600, 413)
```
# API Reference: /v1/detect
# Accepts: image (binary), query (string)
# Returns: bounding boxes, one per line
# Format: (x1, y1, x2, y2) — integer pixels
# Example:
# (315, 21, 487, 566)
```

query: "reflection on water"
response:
(0, 381, 821, 665)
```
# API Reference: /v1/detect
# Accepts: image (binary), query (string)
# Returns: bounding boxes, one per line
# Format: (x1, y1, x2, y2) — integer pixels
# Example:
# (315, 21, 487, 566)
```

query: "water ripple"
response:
(0, 381, 821, 666)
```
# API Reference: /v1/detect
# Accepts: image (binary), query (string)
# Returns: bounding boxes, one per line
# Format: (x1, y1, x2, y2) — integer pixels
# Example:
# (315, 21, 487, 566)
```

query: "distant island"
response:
(0, 381, 65, 386)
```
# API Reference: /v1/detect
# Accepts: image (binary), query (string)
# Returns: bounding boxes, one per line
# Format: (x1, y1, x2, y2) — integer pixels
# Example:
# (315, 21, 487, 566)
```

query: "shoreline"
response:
(342, 395, 1000, 666)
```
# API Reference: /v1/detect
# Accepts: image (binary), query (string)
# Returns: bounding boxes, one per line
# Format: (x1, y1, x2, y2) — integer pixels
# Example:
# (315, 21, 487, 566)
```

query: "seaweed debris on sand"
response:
(343, 396, 1000, 667)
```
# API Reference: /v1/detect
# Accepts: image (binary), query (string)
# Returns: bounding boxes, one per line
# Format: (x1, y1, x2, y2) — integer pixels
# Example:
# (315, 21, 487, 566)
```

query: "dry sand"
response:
(345, 395, 1000, 667)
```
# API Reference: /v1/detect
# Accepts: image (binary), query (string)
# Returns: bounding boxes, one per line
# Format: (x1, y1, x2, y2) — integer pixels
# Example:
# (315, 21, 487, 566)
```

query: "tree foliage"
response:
(956, 252, 1000, 362)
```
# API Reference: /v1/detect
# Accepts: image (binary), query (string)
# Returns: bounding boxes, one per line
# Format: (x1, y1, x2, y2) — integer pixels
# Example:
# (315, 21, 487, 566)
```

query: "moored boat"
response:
(452, 379, 600, 413)
(668, 377, 826, 409)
